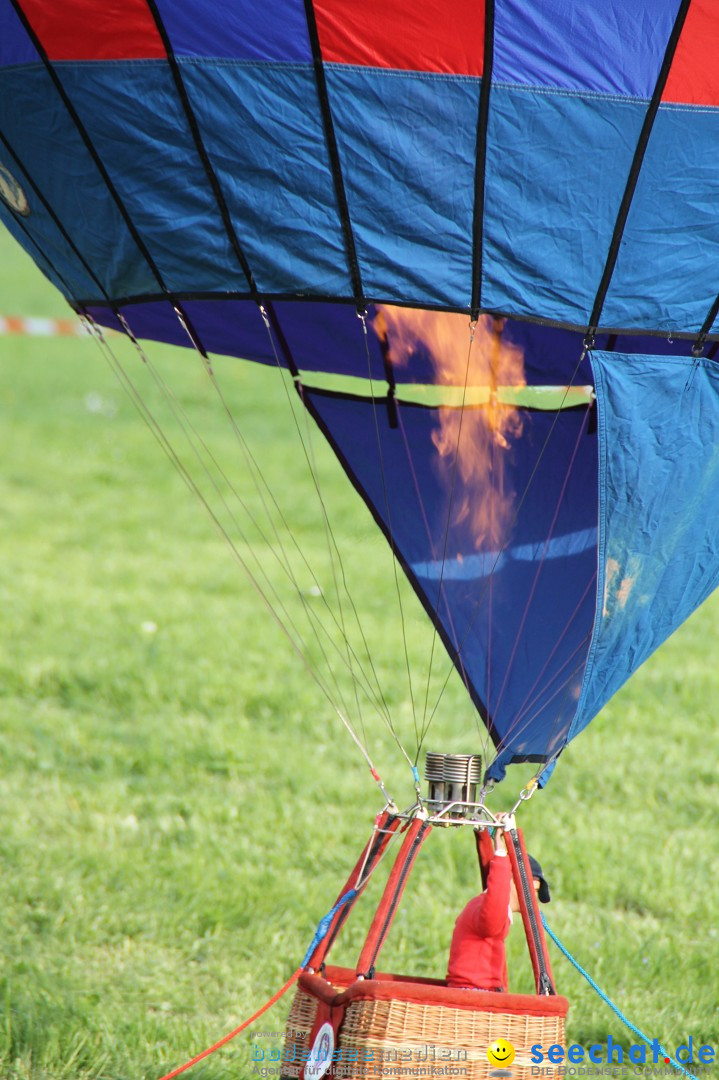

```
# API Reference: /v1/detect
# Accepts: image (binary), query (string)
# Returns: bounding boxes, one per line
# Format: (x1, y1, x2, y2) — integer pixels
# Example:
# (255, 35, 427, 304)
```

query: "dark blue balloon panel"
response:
(304, 388, 598, 776)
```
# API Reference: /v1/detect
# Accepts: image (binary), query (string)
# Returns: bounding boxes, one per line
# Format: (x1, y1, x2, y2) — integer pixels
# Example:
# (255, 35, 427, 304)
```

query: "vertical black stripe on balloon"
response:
(376, 323, 399, 428)
(141, 1, 301, 374)
(8, 1, 257, 372)
(143, 0, 258, 296)
(692, 267, 719, 353)
(8, 0, 168, 295)
(264, 298, 302, 377)
(0, 128, 110, 303)
(9, 0, 215, 366)
(587, 0, 692, 333)
(470, 0, 495, 320)
(303, 0, 365, 312)
(694, 293, 719, 353)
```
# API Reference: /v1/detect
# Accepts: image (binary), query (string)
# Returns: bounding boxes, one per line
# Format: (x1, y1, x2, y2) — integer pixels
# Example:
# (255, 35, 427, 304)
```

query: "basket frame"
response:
(283, 818, 566, 1080)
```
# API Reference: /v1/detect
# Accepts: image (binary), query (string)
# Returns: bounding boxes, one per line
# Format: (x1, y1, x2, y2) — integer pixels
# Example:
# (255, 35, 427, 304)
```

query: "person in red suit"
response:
(446, 819, 550, 991)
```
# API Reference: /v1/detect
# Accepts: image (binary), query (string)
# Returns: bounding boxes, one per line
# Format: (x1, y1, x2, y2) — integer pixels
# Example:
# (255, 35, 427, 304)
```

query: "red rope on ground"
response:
(157, 967, 302, 1080)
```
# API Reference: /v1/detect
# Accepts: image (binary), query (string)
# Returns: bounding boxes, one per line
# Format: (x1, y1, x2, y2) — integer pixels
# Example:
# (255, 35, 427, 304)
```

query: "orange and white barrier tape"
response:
(0, 314, 88, 337)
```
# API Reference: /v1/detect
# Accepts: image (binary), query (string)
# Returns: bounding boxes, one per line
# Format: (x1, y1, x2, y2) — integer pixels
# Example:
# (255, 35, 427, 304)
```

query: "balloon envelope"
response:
(1, 0, 718, 780)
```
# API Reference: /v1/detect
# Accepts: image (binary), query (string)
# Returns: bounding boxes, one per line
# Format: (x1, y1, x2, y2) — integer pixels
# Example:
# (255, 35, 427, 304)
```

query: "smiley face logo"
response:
(487, 1039, 515, 1067)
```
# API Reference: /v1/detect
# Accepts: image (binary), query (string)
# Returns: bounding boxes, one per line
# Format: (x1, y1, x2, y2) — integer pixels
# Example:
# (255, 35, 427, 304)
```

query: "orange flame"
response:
(373, 307, 526, 551)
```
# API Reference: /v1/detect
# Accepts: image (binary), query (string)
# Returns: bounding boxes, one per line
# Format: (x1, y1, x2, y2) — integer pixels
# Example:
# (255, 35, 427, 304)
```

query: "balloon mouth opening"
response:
(424, 751, 483, 818)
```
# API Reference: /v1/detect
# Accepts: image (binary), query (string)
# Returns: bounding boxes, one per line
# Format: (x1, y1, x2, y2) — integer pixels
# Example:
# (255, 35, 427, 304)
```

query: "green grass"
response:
(0, 227, 717, 1080)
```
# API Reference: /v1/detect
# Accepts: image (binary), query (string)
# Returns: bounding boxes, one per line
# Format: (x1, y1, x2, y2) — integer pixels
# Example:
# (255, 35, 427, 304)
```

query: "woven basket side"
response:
(280, 988, 318, 1079)
(336, 997, 565, 1080)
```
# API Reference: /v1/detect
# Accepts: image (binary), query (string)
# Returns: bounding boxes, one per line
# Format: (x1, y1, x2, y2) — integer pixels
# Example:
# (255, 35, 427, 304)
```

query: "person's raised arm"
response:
(470, 827, 512, 937)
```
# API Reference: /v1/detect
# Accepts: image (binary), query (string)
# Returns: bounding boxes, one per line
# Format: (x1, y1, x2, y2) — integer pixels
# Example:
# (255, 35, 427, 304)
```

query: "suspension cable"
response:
(259, 307, 417, 777)
(83, 314, 391, 800)
(260, 306, 395, 734)
(359, 312, 420, 769)
(123, 312, 392, 732)
(116, 314, 363, 727)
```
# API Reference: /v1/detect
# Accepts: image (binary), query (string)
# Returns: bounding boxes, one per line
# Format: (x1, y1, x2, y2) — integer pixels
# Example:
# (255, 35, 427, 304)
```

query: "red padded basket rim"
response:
(302, 968, 569, 1018)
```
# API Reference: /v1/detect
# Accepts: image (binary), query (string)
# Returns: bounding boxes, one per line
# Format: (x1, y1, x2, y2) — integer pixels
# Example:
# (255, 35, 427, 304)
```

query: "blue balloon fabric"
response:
(1, 0, 718, 781)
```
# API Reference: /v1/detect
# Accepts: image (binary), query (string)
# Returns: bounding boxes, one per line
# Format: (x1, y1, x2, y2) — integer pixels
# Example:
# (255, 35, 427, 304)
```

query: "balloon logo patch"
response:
(0, 164, 30, 216)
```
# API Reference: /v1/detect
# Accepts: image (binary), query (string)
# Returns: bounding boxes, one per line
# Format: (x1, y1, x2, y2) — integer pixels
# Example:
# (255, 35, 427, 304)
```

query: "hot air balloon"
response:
(1, 0, 716, 1074)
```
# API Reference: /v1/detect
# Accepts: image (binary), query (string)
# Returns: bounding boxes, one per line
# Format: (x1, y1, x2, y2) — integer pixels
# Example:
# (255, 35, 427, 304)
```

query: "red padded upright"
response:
(506, 827, 555, 995)
(305, 810, 400, 971)
(355, 818, 431, 976)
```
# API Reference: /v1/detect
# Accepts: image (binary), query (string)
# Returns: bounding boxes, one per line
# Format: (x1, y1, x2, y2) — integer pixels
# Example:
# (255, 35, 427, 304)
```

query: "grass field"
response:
(0, 226, 717, 1080)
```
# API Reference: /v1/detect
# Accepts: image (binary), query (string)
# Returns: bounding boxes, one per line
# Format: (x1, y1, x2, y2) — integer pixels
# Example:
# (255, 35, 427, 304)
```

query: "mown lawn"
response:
(0, 228, 717, 1080)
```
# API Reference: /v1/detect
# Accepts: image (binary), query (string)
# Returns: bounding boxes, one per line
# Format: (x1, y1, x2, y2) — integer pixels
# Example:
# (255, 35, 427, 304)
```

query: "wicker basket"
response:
(282, 820, 566, 1080)
(281, 967, 357, 1077)
(281, 965, 568, 1080)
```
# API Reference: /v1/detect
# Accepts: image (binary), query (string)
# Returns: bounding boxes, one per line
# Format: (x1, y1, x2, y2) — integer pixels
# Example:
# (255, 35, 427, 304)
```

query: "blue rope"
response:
(541, 914, 698, 1080)
(301, 889, 358, 969)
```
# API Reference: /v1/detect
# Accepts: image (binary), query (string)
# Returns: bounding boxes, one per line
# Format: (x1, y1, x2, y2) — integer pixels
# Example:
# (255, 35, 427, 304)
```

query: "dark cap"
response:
(528, 854, 551, 903)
